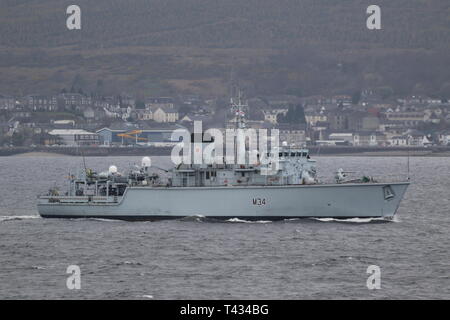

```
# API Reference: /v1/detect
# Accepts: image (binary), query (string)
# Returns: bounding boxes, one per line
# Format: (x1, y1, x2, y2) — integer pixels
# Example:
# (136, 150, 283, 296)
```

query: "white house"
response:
(437, 131, 450, 146)
(353, 132, 387, 146)
(152, 107, 179, 123)
(262, 108, 288, 124)
(328, 133, 354, 144)
(389, 135, 409, 146)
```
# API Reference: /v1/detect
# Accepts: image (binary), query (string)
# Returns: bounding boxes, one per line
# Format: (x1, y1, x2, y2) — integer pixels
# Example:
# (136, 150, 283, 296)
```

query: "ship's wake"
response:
(177, 216, 397, 224)
(178, 216, 273, 223)
(308, 217, 398, 224)
(226, 218, 273, 224)
(74, 218, 123, 223)
(178, 215, 208, 222)
(0, 215, 40, 222)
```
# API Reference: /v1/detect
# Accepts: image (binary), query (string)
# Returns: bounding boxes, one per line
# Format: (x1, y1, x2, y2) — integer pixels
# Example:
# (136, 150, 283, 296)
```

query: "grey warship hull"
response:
(37, 182, 409, 221)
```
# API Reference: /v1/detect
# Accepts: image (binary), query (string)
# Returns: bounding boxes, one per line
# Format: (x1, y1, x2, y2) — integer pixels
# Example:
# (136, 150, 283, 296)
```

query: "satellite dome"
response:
(141, 156, 151, 168)
(108, 165, 118, 174)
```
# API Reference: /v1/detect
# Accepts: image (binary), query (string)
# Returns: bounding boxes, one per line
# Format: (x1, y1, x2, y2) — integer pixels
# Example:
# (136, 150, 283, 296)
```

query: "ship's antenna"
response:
(407, 149, 410, 181)
(229, 58, 235, 98)
(315, 129, 323, 156)
(77, 144, 88, 174)
(316, 143, 322, 157)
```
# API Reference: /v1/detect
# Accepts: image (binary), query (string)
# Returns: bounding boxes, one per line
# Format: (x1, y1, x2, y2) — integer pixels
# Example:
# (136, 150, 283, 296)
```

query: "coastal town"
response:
(1, 89, 450, 155)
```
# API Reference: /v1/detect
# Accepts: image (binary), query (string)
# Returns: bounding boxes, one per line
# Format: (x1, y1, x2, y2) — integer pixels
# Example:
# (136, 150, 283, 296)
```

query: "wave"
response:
(121, 261, 142, 266)
(30, 265, 46, 270)
(0, 215, 40, 222)
(226, 218, 272, 224)
(80, 218, 122, 223)
(310, 217, 395, 223)
(179, 215, 206, 222)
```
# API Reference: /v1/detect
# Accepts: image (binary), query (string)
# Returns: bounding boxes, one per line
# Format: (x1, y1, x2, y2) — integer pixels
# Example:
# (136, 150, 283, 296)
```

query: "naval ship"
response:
(37, 96, 410, 221)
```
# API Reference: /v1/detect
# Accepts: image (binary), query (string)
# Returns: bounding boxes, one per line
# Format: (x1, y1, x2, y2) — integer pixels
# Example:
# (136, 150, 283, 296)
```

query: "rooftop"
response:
(48, 129, 95, 135)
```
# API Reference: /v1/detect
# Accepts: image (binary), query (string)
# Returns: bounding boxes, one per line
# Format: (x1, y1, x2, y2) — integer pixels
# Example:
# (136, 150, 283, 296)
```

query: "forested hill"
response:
(1, 0, 449, 49)
(0, 0, 449, 97)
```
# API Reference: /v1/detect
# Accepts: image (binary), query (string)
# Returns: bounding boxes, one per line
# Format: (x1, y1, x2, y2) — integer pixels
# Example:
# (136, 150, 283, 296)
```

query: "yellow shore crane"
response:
(117, 130, 148, 145)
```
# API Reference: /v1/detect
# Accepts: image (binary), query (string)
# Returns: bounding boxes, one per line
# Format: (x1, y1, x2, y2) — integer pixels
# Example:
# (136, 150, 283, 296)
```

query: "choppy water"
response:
(0, 155, 448, 299)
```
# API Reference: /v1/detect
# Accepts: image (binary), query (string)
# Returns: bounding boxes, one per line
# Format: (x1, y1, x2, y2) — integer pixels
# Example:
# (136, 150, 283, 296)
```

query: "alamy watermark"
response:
(366, 265, 381, 290)
(170, 121, 280, 174)
(367, 5, 381, 30)
(66, 5, 81, 30)
(66, 265, 81, 290)
(65, 5, 380, 32)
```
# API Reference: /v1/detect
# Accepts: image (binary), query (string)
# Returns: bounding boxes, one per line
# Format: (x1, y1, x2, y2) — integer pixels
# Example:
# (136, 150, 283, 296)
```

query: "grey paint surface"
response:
(38, 182, 409, 219)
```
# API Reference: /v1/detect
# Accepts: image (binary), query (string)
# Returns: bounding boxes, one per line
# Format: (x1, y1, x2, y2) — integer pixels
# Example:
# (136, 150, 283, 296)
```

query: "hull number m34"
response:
(252, 198, 267, 206)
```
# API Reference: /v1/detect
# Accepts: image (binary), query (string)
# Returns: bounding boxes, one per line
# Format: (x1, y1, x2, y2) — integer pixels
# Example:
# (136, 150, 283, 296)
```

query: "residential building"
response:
(152, 106, 179, 123)
(385, 111, 425, 126)
(180, 114, 210, 123)
(328, 133, 354, 144)
(25, 95, 58, 111)
(264, 95, 301, 107)
(403, 130, 431, 146)
(58, 93, 92, 110)
(305, 110, 327, 126)
(353, 132, 387, 146)
(437, 131, 450, 146)
(331, 95, 352, 106)
(0, 95, 15, 110)
(145, 97, 174, 110)
(262, 108, 288, 124)
(83, 107, 106, 122)
(389, 135, 409, 146)
(277, 124, 307, 147)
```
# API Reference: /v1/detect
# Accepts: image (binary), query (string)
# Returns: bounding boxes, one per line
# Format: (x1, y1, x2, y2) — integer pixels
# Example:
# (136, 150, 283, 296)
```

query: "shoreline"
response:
(2, 146, 450, 157)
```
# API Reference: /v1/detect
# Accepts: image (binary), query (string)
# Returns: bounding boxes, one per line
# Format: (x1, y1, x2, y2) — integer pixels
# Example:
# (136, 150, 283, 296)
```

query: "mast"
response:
(230, 89, 247, 130)
(230, 89, 249, 166)
(407, 149, 410, 181)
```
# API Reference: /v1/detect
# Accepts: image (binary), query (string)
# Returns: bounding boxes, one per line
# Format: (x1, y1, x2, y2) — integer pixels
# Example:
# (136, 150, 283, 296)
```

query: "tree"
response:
(11, 132, 24, 146)
(135, 100, 145, 109)
(96, 79, 105, 95)
(285, 88, 303, 97)
(178, 104, 191, 117)
(276, 112, 285, 124)
(439, 82, 450, 100)
(375, 86, 394, 100)
(352, 91, 361, 105)
(295, 104, 306, 124)
(71, 74, 86, 92)
(280, 104, 306, 124)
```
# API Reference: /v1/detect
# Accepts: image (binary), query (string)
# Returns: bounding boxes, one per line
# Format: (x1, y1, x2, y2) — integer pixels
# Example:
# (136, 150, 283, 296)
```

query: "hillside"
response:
(0, 0, 449, 97)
